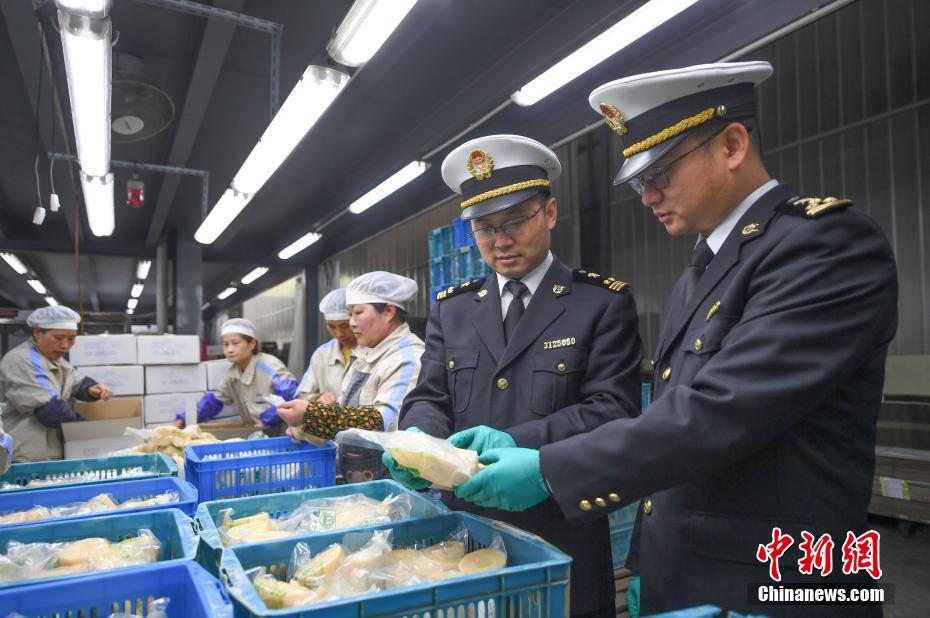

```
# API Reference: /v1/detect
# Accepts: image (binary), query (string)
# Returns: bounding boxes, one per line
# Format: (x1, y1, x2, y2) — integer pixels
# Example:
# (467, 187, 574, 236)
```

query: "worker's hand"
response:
(271, 376, 298, 401)
(317, 392, 337, 405)
(275, 399, 310, 426)
(382, 427, 431, 490)
(196, 392, 223, 423)
(174, 412, 186, 429)
(259, 406, 283, 426)
(448, 425, 515, 455)
(88, 383, 113, 400)
(454, 447, 548, 512)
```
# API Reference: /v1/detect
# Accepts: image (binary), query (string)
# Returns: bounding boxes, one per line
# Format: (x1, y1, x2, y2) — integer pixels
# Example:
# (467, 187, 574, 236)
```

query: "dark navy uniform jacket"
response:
(539, 184, 898, 616)
(401, 256, 643, 613)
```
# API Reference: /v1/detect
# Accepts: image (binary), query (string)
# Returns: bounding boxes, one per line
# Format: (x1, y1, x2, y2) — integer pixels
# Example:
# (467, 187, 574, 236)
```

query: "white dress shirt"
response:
(496, 251, 554, 320)
(703, 179, 780, 254)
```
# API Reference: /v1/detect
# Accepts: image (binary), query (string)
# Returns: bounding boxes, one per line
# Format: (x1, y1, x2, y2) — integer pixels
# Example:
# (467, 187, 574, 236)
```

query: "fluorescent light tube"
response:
(27, 279, 47, 294)
(217, 287, 238, 300)
(278, 232, 322, 260)
(232, 66, 349, 196)
(56, 0, 111, 18)
(79, 172, 115, 236)
(136, 260, 151, 280)
(45, 296, 58, 306)
(326, 0, 417, 67)
(241, 267, 269, 285)
(126, 308, 134, 315)
(58, 10, 111, 177)
(1, 253, 28, 275)
(194, 189, 252, 244)
(348, 161, 428, 214)
(131, 283, 144, 298)
(511, 0, 700, 106)
(127, 298, 138, 310)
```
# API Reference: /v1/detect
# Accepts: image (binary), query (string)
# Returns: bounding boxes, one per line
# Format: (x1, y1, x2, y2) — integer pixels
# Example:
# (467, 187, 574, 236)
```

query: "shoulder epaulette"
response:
(572, 269, 630, 294)
(777, 196, 852, 219)
(435, 277, 486, 301)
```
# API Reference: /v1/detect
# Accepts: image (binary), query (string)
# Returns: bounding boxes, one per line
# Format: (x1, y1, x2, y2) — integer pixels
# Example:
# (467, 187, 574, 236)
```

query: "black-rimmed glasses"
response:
(628, 126, 726, 195)
(471, 205, 544, 242)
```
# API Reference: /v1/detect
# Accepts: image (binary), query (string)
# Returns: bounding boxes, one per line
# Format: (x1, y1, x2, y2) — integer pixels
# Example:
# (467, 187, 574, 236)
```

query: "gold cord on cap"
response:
(460, 179, 551, 210)
(622, 106, 723, 158)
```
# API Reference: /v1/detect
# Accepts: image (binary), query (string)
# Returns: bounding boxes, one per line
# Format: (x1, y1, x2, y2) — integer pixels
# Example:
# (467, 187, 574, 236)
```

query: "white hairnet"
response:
(221, 318, 257, 338)
(319, 288, 349, 321)
(345, 271, 418, 310)
(27, 305, 80, 330)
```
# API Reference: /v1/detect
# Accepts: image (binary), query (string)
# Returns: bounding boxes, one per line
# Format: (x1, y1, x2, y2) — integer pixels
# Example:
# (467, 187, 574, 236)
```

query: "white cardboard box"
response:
(203, 359, 232, 390)
(137, 335, 200, 365)
(65, 399, 144, 459)
(76, 365, 145, 396)
(143, 392, 202, 425)
(145, 364, 207, 394)
(69, 334, 137, 366)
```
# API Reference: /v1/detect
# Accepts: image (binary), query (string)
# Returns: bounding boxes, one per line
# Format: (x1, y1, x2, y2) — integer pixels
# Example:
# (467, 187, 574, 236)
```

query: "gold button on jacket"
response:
(694, 338, 703, 351)
(579, 499, 592, 511)
(643, 498, 653, 515)
(661, 367, 672, 381)
(608, 492, 621, 503)
(557, 362, 567, 373)
(496, 377, 509, 390)
(448, 360, 456, 369)
(595, 497, 607, 507)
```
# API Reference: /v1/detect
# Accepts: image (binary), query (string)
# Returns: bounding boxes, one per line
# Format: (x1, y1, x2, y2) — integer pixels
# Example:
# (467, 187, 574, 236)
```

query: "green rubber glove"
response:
(454, 447, 548, 511)
(627, 573, 640, 618)
(448, 425, 516, 454)
(382, 427, 431, 490)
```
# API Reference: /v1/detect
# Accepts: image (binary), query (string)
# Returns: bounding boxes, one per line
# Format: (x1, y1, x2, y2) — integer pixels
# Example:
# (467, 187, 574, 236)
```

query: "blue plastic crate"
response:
(0, 561, 232, 617)
(0, 476, 198, 529)
(453, 246, 472, 281)
(643, 606, 723, 618)
(428, 228, 444, 259)
(470, 245, 490, 278)
(194, 480, 448, 576)
(642, 382, 653, 409)
(221, 511, 570, 617)
(0, 453, 177, 493)
(185, 437, 336, 503)
(439, 224, 453, 254)
(429, 256, 444, 286)
(0, 507, 198, 589)
(440, 254, 454, 283)
(608, 502, 639, 569)
(452, 217, 473, 248)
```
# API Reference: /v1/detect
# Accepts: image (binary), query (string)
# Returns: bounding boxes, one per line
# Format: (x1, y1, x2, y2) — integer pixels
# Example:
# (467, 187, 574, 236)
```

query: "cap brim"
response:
(460, 188, 546, 220)
(612, 133, 686, 186)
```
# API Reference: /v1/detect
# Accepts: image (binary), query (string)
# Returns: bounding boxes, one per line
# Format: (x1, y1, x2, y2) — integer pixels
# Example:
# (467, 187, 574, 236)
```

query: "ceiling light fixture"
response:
(79, 172, 115, 236)
(217, 287, 238, 300)
(27, 279, 47, 295)
(241, 267, 269, 285)
(127, 298, 138, 310)
(278, 232, 322, 260)
(0, 253, 28, 275)
(136, 260, 151, 280)
(511, 0, 700, 106)
(131, 283, 144, 298)
(348, 161, 428, 214)
(126, 308, 134, 315)
(326, 0, 417, 67)
(45, 296, 58, 306)
(195, 66, 349, 245)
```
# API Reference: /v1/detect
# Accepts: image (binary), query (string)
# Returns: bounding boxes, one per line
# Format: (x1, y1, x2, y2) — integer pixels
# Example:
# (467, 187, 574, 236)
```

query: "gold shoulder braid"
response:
(572, 269, 630, 294)
(435, 277, 486, 302)
(777, 196, 853, 219)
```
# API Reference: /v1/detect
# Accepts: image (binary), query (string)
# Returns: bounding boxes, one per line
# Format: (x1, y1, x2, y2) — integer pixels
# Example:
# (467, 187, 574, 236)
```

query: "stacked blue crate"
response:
(428, 218, 489, 307)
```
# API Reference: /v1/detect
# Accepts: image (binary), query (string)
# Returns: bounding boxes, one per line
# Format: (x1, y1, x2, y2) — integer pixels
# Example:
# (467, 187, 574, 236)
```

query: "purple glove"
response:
(259, 406, 282, 426)
(174, 412, 186, 427)
(34, 398, 82, 428)
(197, 392, 223, 423)
(272, 377, 298, 401)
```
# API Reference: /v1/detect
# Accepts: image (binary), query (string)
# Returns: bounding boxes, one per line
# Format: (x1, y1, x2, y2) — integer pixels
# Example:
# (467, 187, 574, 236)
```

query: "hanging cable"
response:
(32, 25, 46, 225)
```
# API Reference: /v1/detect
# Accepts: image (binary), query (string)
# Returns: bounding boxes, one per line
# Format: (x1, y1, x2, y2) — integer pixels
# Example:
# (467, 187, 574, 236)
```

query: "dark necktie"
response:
(503, 280, 529, 343)
(684, 238, 714, 304)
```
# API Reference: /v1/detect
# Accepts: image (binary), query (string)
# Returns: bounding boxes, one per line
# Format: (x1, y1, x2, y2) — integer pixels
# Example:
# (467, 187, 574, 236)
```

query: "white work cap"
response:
(345, 271, 418, 311)
(27, 305, 80, 330)
(441, 134, 561, 220)
(319, 288, 350, 321)
(221, 318, 257, 338)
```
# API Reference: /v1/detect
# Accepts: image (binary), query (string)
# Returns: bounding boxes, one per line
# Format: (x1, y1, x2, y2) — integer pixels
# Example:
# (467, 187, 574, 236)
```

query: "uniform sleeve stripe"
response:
(380, 337, 418, 430)
(29, 345, 58, 399)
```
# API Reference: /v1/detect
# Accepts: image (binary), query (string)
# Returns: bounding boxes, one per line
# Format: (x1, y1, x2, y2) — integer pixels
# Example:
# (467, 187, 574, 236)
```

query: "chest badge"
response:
(552, 284, 565, 294)
(706, 300, 721, 321)
(477, 289, 488, 298)
(741, 222, 760, 236)
(543, 337, 576, 350)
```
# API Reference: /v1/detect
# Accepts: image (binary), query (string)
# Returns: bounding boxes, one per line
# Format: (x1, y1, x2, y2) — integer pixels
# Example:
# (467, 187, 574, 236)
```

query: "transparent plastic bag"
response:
(336, 428, 481, 490)
(278, 492, 413, 534)
(247, 566, 324, 609)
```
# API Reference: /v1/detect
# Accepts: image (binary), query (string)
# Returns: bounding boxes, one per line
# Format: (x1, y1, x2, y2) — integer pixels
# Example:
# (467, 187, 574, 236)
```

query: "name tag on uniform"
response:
(543, 337, 576, 350)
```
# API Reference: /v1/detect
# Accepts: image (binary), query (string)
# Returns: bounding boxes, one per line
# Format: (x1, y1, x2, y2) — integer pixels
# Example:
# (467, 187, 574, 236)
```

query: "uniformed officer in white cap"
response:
(293, 288, 358, 405)
(447, 63, 897, 617)
(277, 271, 424, 481)
(0, 305, 114, 461)
(390, 134, 643, 616)
(189, 317, 297, 434)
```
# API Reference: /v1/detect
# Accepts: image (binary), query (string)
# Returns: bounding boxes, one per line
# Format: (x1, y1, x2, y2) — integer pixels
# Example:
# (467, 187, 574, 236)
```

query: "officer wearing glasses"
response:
(439, 63, 897, 616)
(388, 134, 643, 617)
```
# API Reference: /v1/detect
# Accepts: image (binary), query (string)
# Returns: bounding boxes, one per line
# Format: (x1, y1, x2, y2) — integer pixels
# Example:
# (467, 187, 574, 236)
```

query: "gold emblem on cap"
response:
(599, 103, 627, 136)
(466, 149, 494, 180)
(477, 289, 488, 298)
(552, 284, 565, 294)
(742, 223, 760, 235)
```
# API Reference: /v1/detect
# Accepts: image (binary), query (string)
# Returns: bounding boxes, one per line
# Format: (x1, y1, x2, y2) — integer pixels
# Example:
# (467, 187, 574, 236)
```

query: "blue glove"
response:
(174, 412, 186, 427)
(259, 406, 283, 426)
(454, 447, 549, 512)
(627, 573, 640, 618)
(272, 377, 298, 401)
(34, 398, 82, 428)
(197, 392, 223, 423)
(448, 425, 516, 455)
(382, 427, 431, 490)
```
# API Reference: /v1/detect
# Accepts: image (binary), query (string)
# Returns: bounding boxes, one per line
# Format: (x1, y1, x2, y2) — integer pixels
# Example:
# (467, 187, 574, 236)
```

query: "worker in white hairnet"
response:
(186, 318, 297, 435)
(277, 271, 424, 481)
(295, 288, 358, 405)
(0, 305, 113, 462)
